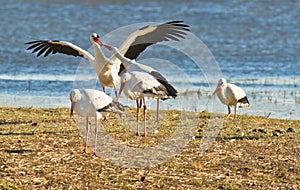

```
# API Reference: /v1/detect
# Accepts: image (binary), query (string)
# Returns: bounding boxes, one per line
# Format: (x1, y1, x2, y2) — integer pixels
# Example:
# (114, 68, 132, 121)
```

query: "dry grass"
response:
(0, 107, 299, 189)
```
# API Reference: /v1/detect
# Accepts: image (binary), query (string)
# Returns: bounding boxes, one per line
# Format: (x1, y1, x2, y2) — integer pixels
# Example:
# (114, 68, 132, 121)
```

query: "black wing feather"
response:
(238, 96, 250, 104)
(25, 40, 83, 58)
(150, 71, 178, 99)
(31, 43, 48, 54)
(97, 101, 124, 113)
(37, 43, 52, 57)
(124, 21, 190, 60)
(26, 40, 45, 50)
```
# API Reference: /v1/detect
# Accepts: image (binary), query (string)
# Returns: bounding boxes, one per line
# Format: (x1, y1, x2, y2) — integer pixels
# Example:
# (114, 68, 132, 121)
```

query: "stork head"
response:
(121, 72, 132, 83)
(217, 78, 227, 87)
(69, 89, 82, 118)
(212, 78, 227, 96)
(90, 33, 101, 45)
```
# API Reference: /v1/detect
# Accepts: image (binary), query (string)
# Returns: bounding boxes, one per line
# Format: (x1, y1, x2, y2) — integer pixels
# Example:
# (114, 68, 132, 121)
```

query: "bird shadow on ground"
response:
(0, 121, 35, 125)
(3, 149, 34, 154)
(194, 135, 260, 141)
(0, 132, 34, 136)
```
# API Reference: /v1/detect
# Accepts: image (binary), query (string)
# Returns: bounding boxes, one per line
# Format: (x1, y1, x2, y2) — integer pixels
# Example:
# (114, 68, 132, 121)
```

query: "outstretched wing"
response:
(25, 40, 94, 62)
(119, 21, 190, 60)
(114, 21, 189, 75)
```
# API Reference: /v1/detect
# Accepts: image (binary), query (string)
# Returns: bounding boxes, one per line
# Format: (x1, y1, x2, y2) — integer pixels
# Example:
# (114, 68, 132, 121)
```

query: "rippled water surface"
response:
(0, 1, 299, 119)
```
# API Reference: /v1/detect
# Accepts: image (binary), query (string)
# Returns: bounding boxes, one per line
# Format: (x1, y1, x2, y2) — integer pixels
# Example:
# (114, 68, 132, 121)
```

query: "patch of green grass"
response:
(0, 179, 20, 190)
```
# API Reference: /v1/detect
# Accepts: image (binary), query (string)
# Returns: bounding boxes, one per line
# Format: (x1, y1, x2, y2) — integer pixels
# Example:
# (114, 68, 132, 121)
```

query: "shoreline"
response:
(0, 104, 299, 121)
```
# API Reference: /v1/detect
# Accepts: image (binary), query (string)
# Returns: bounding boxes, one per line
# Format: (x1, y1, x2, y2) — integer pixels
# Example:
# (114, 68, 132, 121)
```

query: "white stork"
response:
(26, 21, 189, 96)
(69, 89, 124, 156)
(98, 45, 176, 136)
(212, 78, 250, 118)
(119, 71, 173, 137)
(100, 44, 177, 122)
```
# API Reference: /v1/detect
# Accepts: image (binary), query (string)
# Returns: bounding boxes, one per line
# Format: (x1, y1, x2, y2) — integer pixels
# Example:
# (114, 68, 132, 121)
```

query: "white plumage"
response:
(100, 44, 177, 136)
(213, 78, 250, 118)
(27, 34, 119, 95)
(26, 21, 189, 96)
(101, 44, 177, 122)
(120, 71, 169, 100)
(118, 71, 170, 136)
(69, 89, 124, 155)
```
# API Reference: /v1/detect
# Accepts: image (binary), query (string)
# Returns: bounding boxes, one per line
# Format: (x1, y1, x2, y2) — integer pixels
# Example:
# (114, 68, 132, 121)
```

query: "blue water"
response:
(0, 1, 299, 119)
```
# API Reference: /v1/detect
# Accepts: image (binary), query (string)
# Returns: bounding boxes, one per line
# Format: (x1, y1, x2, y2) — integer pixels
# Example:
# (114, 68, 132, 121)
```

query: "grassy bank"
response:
(0, 107, 299, 189)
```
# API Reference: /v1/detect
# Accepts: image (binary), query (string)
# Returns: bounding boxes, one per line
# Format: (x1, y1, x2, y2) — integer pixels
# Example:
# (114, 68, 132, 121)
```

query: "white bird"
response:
(212, 78, 250, 118)
(26, 21, 189, 96)
(101, 41, 178, 121)
(69, 89, 124, 156)
(119, 71, 175, 137)
(100, 44, 178, 122)
(100, 45, 177, 136)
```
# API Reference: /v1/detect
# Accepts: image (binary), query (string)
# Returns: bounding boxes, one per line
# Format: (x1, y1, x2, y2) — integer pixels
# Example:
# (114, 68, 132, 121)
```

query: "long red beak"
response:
(95, 38, 112, 50)
(212, 84, 222, 96)
(70, 102, 75, 118)
(117, 83, 125, 100)
(101, 42, 112, 51)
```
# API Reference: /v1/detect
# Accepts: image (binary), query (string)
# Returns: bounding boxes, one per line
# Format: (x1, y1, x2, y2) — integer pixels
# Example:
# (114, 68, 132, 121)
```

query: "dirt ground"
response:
(0, 107, 299, 189)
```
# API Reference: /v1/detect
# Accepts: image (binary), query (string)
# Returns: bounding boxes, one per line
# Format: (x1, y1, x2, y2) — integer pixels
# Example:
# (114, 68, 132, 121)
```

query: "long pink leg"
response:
(101, 85, 110, 121)
(113, 84, 118, 97)
(84, 117, 89, 153)
(234, 105, 237, 119)
(226, 105, 232, 119)
(142, 98, 147, 137)
(93, 115, 99, 157)
(156, 99, 159, 122)
(136, 99, 142, 136)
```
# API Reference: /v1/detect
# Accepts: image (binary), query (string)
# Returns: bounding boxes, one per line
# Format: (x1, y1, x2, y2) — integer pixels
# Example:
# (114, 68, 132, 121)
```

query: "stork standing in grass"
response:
(26, 21, 189, 96)
(100, 43, 177, 122)
(119, 71, 173, 137)
(69, 89, 124, 156)
(212, 78, 250, 118)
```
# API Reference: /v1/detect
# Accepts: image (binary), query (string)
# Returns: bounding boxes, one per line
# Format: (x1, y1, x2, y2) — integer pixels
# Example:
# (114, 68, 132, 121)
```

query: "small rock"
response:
(140, 176, 146, 182)
(258, 128, 267, 133)
(286, 127, 295, 133)
(31, 122, 38, 126)
(274, 129, 285, 134)
(272, 131, 279, 137)
(193, 135, 202, 139)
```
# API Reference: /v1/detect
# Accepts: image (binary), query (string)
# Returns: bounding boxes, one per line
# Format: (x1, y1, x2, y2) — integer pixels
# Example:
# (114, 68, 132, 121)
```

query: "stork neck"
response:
(94, 44, 109, 63)
(216, 86, 228, 102)
(92, 44, 109, 74)
(113, 50, 130, 70)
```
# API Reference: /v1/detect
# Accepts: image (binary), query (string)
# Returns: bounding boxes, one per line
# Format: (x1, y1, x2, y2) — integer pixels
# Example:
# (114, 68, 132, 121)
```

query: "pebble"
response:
(274, 129, 285, 134)
(286, 127, 295, 133)
(272, 131, 279, 137)
(257, 128, 267, 133)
